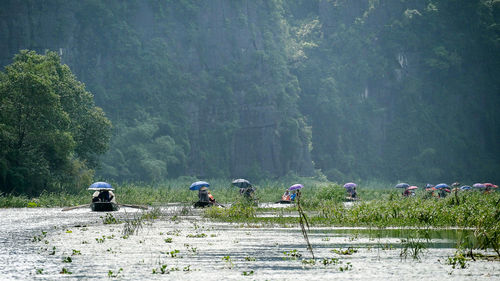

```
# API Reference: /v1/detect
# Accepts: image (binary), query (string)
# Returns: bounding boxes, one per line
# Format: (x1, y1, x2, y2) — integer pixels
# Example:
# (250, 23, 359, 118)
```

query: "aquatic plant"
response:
(62, 256, 72, 263)
(186, 233, 207, 238)
(164, 237, 173, 243)
(242, 270, 254, 276)
(331, 247, 358, 255)
(60, 267, 72, 274)
(102, 213, 120, 224)
(283, 249, 302, 260)
(222, 255, 234, 269)
(447, 250, 468, 269)
(152, 264, 169, 274)
(108, 268, 123, 278)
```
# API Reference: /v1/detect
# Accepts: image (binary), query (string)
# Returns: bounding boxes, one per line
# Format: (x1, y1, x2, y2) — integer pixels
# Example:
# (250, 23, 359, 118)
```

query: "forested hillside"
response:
(1, 0, 499, 186)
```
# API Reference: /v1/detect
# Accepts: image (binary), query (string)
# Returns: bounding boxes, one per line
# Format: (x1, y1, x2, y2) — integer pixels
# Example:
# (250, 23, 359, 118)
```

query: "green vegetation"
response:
(0, 50, 111, 195)
(1, 1, 498, 187)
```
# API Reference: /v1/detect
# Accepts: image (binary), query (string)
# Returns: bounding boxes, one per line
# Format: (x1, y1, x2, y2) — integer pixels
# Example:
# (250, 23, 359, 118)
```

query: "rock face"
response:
(0, 0, 314, 180)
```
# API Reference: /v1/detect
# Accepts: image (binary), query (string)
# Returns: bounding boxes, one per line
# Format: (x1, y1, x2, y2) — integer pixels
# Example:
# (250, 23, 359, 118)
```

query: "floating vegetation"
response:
(447, 250, 469, 269)
(283, 249, 302, 260)
(152, 264, 169, 274)
(62, 256, 72, 263)
(186, 233, 207, 238)
(331, 247, 358, 255)
(242, 270, 254, 276)
(102, 213, 120, 224)
(60, 267, 72, 274)
(222, 255, 234, 269)
(164, 237, 173, 243)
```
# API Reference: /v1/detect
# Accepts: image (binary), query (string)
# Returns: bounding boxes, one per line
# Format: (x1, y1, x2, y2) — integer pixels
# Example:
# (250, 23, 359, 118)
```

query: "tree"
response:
(0, 50, 111, 195)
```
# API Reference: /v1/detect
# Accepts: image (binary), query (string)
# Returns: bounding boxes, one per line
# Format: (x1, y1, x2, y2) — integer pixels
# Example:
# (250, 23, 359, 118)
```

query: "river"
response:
(1, 206, 498, 280)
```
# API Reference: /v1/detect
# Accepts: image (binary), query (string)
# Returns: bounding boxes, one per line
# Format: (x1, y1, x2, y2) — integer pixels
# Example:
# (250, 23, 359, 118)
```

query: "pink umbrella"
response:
(407, 186, 418, 190)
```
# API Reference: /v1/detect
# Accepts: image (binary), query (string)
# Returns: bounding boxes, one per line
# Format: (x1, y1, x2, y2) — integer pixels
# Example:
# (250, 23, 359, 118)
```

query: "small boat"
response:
(344, 197, 360, 202)
(88, 182, 118, 212)
(90, 201, 120, 212)
(275, 200, 293, 204)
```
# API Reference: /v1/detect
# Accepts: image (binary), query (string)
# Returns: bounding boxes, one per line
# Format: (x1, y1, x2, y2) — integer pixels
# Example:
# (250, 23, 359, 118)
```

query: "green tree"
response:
(0, 50, 111, 195)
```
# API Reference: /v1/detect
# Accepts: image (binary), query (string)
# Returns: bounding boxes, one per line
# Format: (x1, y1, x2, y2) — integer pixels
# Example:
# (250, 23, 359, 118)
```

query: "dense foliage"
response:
(0, 50, 111, 195)
(0, 0, 499, 187)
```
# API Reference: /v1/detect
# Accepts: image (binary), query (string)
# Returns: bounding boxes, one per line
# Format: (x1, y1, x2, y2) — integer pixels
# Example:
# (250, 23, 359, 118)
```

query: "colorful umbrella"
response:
(460, 185, 472, 190)
(434, 183, 449, 189)
(232, 178, 252, 188)
(289, 184, 304, 191)
(407, 186, 418, 190)
(190, 181, 210, 191)
(484, 183, 498, 188)
(88, 182, 113, 191)
(395, 183, 410, 189)
(343, 182, 357, 189)
(473, 183, 486, 189)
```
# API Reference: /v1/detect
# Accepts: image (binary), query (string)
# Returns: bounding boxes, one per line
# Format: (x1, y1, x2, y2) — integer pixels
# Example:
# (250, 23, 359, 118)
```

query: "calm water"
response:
(0, 206, 498, 280)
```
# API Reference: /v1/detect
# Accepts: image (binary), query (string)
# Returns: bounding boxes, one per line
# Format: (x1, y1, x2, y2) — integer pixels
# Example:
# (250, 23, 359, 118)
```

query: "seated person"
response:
(240, 186, 256, 199)
(208, 191, 216, 203)
(350, 187, 357, 198)
(198, 187, 210, 203)
(282, 190, 291, 201)
(92, 190, 115, 203)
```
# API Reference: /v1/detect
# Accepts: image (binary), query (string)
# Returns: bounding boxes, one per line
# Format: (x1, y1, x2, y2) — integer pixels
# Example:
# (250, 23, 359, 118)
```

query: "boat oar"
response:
(119, 203, 149, 210)
(62, 204, 90, 211)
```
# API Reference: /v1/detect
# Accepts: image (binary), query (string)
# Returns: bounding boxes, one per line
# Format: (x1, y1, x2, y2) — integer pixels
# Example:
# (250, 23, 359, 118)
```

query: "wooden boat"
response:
(275, 200, 293, 204)
(90, 201, 119, 212)
(193, 201, 213, 208)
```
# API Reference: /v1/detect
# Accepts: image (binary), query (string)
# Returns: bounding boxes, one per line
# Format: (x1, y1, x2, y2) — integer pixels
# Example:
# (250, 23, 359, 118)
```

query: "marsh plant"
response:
(447, 250, 468, 269)
(108, 268, 123, 278)
(332, 247, 358, 255)
(222, 255, 234, 269)
(283, 249, 302, 260)
(102, 213, 120, 224)
(399, 237, 427, 260)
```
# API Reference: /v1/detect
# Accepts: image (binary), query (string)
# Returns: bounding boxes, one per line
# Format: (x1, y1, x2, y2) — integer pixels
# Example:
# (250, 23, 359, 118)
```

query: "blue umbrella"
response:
(88, 182, 113, 190)
(395, 183, 410, 189)
(460, 185, 472, 190)
(190, 181, 210, 191)
(434, 183, 449, 189)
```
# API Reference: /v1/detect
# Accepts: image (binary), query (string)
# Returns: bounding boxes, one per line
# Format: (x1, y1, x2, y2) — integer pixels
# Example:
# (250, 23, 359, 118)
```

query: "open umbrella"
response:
(407, 186, 418, 190)
(232, 179, 252, 188)
(289, 184, 304, 191)
(190, 181, 210, 191)
(343, 182, 356, 189)
(460, 185, 472, 190)
(484, 183, 498, 188)
(88, 182, 114, 191)
(434, 183, 449, 189)
(395, 183, 410, 189)
(473, 183, 485, 189)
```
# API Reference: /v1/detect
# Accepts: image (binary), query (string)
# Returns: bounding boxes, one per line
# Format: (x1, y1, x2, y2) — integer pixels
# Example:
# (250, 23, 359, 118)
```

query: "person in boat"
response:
(208, 190, 216, 204)
(92, 189, 116, 203)
(402, 187, 412, 197)
(240, 186, 256, 200)
(290, 190, 298, 201)
(350, 187, 357, 199)
(198, 187, 211, 203)
(281, 189, 291, 201)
